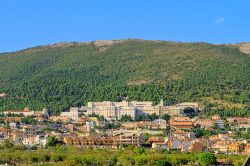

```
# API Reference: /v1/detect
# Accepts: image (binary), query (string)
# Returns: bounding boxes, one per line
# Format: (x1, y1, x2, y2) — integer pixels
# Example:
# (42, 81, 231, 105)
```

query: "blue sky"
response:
(0, 0, 249, 53)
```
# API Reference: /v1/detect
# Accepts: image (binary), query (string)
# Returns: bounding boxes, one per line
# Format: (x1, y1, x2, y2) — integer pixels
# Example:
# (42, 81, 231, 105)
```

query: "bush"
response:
(13, 144, 27, 150)
(198, 153, 217, 166)
(153, 160, 171, 166)
(2, 139, 14, 149)
(40, 153, 51, 163)
(133, 147, 145, 155)
(46, 136, 63, 148)
(52, 154, 66, 162)
(29, 154, 39, 163)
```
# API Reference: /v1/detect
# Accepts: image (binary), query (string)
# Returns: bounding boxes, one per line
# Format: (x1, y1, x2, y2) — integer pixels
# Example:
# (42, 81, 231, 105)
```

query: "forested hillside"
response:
(0, 40, 250, 113)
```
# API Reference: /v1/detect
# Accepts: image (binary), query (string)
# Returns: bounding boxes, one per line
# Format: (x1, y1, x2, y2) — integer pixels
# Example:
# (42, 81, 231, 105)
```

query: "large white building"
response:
(85, 100, 194, 120)
(86, 101, 152, 120)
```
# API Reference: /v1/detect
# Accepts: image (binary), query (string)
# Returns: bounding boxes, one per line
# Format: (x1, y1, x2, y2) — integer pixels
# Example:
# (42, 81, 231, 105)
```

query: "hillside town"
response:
(0, 100, 250, 156)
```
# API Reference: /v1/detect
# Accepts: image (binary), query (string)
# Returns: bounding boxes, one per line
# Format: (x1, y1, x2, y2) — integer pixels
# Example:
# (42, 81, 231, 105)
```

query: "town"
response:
(0, 99, 250, 157)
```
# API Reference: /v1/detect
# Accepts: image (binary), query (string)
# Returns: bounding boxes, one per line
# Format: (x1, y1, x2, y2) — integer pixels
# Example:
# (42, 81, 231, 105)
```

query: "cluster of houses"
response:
(146, 115, 250, 155)
(0, 100, 250, 155)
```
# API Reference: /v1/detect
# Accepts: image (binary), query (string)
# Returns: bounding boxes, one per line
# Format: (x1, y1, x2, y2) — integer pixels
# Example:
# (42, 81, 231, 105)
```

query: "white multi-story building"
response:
(86, 101, 137, 120)
(85, 100, 198, 120)
(118, 106, 136, 120)
(60, 107, 79, 121)
(86, 105, 136, 120)
(86, 106, 118, 120)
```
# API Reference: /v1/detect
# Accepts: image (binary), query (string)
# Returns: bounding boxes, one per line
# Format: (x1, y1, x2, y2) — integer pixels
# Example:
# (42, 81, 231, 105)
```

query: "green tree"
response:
(183, 107, 196, 117)
(45, 136, 63, 148)
(162, 114, 170, 121)
(21, 116, 38, 125)
(2, 139, 14, 149)
(120, 115, 133, 122)
(133, 147, 145, 155)
(198, 153, 217, 166)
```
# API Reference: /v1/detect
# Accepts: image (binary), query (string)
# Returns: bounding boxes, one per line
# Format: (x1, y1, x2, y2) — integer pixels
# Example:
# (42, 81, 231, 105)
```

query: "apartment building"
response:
(86, 102, 136, 120)
(22, 125, 38, 137)
(170, 117, 193, 130)
(63, 132, 144, 148)
(195, 119, 214, 129)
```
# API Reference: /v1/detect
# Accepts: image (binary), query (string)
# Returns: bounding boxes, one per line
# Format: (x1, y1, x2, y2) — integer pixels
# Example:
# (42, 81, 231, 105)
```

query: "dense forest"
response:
(0, 40, 250, 113)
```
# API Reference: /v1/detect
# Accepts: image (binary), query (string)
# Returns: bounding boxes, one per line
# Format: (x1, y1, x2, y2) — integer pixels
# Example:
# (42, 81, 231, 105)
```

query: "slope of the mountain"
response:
(0, 39, 250, 112)
(232, 43, 250, 55)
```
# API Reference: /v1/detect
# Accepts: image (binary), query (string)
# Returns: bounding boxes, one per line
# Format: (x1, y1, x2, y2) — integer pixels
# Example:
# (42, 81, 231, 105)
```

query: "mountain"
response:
(0, 39, 250, 113)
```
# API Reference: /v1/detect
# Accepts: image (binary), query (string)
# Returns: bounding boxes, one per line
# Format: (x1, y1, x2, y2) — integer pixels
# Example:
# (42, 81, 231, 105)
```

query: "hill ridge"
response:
(0, 40, 250, 112)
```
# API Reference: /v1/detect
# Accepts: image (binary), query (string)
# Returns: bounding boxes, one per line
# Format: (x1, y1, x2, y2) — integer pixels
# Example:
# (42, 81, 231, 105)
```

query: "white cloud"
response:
(215, 17, 225, 24)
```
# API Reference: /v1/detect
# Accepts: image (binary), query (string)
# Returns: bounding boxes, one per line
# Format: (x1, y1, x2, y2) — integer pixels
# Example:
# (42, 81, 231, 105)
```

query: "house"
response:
(218, 134, 229, 139)
(172, 130, 195, 140)
(147, 136, 165, 144)
(244, 144, 250, 154)
(227, 117, 237, 124)
(9, 122, 19, 129)
(4, 117, 22, 122)
(210, 133, 229, 141)
(167, 139, 183, 150)
(49, 123, 63, 130)
(195, 119, 213, 129)
(150, 119, 167, 129)
(214, 120, 225, 128)
(0, 128, 11, 140)
(22, 135, 48, 147)
(228, 142, 245, 153)
(211, 114, 221, 121)
(236, 117, 250, 123)
(152, 142, 168, 149)
(212, 140, 229, 153)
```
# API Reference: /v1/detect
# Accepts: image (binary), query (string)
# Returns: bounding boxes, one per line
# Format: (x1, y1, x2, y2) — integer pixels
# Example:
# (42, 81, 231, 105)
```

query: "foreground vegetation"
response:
(0, 144, 247, 166)
(0, 40, 250, 113)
